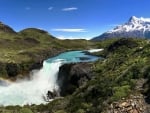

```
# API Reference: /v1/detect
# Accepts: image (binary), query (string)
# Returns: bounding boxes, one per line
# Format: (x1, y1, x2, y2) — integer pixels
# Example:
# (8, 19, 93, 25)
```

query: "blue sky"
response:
(0, 0, 150, 39)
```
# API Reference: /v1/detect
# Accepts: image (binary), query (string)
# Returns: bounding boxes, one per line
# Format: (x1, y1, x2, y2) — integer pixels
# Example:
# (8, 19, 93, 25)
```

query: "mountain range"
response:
(92, 16, 150, 40)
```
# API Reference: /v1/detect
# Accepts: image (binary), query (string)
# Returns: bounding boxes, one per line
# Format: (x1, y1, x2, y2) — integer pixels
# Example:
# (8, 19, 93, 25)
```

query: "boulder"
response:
(57, 63, 93, 96)
(5, 63, 20, 77)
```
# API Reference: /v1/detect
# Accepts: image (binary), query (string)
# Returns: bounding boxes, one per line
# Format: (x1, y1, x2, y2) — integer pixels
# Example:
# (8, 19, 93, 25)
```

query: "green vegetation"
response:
(54, 38, 150, 113)
(0, 22, 150, 112)
(0, 23, 95, 79)
(1, 38, 150, 113)
(0, 27, 93, 63)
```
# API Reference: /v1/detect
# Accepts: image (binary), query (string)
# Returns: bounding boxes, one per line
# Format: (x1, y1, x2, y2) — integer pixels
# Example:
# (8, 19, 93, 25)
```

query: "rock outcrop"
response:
(57, 63, 93, 96)
(107, 38, 138, 52)
(107, 94, 148, 113)
(0, 49, 64, 79)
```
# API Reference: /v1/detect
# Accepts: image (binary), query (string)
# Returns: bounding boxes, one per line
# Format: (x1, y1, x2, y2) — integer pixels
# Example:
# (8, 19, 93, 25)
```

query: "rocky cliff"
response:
(58, 63, 93, 96)
(0, 38, 150, 113)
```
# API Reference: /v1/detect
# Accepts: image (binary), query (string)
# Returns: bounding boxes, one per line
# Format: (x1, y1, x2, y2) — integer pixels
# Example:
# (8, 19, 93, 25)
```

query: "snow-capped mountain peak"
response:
(92, 16, 150, 40)
(128, 16, 139, 23)
(107, 16, 150, 33)
(128, 16, 150, 24)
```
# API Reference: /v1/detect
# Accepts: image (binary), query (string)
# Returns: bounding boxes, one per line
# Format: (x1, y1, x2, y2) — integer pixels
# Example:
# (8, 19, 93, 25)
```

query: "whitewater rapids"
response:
(0, 60, 62, 106)
(0, 50, 101, 106)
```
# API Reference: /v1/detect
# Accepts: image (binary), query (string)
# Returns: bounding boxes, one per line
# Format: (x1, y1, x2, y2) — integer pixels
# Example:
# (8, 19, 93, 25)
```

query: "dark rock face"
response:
(46, 90, 59, 100)
(0, 61, 43, 78)
(29, 61, 43, 70)
(57, 63, 93, 96)
(107, 38, 138, 52)
(0, 49, 64, 79)
(5, 63, 20, 77)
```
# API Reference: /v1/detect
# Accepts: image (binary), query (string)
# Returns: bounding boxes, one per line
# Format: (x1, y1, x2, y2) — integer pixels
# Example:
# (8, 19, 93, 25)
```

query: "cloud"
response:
(25, 7, 31, 10)
(51, 28, 87, 32)
(48, 7, 53, 10)
(56, 35, 90, 40)
(62, 7, 78, 11)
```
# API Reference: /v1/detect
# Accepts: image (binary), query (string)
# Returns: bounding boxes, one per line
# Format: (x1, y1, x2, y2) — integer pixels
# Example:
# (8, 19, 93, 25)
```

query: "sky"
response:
(0, 0, 150, 39)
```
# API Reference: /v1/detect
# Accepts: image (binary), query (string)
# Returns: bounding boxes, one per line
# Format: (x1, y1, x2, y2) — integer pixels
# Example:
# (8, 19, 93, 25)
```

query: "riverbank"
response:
(25, 38, 150, 113)
(0, 24, 96, 80)
(0, 49, 101, 107)
(1, 22, 150, 113)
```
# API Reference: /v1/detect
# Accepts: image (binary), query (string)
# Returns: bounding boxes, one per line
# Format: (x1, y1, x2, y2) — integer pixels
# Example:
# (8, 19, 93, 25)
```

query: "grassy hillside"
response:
(0, 22, 95, 79)
(1, 22, 150, 113)
(0, 22, 94, 64)
(0, 28, 91, 63)
(0, 38, 149, 113)
(35, 38, 150, 112)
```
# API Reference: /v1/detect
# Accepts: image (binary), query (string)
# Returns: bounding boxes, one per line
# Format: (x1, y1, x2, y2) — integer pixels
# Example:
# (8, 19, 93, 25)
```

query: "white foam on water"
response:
(0, 60, 62, 106)
(87, 49, 104, 53)
(0, 49, 100, 106)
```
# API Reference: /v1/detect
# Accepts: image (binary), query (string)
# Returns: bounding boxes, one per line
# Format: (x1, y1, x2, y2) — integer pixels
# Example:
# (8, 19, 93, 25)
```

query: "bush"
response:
(19, 108, 33, 113)
(112, 85, 131, 101)
(54, 110, 67, 113)
(76, 109, 85, 113)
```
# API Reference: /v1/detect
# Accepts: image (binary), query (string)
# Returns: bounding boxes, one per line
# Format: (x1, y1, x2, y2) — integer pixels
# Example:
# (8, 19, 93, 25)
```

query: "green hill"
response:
(1, 22, 150, 113)
(0, 37, 150, 112)
(0, 22, 16, 34)
(0, 22, 93, 79)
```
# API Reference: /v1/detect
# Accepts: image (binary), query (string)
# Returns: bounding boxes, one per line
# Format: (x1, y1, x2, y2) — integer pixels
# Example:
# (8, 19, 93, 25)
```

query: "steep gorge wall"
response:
(0, 49, 64, 79)
(57, 62, 93, 96)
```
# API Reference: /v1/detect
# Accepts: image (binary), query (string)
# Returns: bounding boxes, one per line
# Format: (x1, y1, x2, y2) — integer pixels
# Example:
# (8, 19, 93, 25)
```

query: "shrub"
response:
(112, 85, 131, 101)
(76, 109, 85, 113)
(19, 108, 33, 113)
(54, 110, 67, 113)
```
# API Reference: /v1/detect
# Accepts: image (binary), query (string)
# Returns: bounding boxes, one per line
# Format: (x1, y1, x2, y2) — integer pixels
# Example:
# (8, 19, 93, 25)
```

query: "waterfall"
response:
(0, 49, 100, 106)
(0, 60, 63, 106)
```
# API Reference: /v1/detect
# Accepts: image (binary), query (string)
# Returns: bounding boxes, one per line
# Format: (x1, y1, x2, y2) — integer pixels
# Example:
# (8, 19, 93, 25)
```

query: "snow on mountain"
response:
(92, 16, 150, 40)
(108, 16, 150, 33)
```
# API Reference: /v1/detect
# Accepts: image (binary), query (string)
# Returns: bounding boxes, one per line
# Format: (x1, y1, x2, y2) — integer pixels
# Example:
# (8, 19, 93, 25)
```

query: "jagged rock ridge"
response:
(92, 16, 150, 40)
